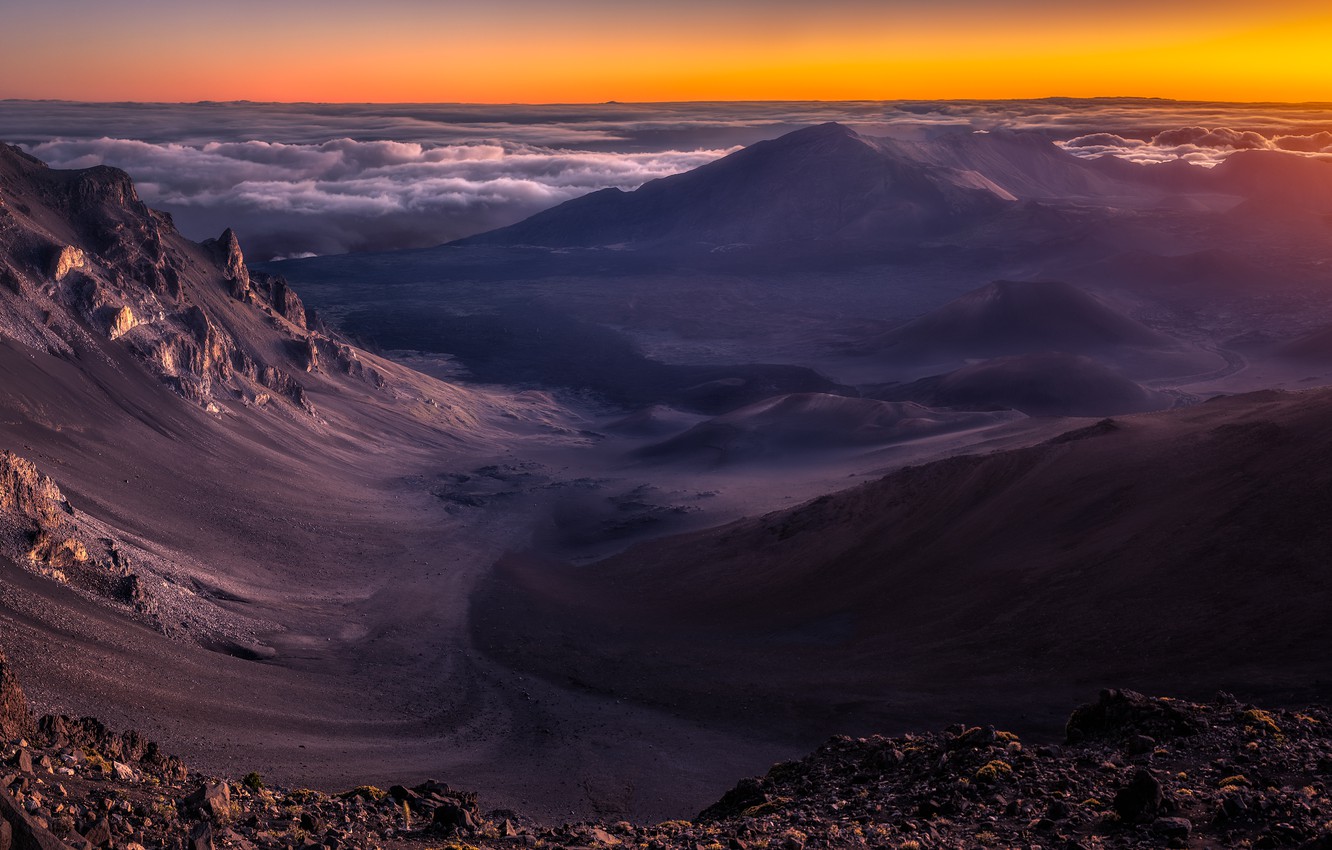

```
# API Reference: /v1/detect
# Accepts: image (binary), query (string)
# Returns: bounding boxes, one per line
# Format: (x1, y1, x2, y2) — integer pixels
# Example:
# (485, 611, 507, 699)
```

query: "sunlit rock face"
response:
(0, 142, 382, 413)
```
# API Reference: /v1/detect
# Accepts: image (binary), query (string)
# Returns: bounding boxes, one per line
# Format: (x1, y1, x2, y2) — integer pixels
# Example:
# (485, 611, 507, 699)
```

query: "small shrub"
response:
(82, 749, 112, 777)
(1240, 709, 1281, 735)
(340, 785, 388, 802)
(243, 772, 265, 792)
(656, 820, 694, 831)
(742, 796, 791, 817)
(974, 759, 1013, 783)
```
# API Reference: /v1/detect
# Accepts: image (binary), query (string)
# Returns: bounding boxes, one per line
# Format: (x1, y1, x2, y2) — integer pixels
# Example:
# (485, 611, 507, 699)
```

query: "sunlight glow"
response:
(2, 1, 1330, 102)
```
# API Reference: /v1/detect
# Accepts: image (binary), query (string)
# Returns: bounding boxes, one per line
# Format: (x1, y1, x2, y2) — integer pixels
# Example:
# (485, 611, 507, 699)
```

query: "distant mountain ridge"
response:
(456, 123, 1017, 249)
(452, 122, 1332, 255)
(452, 123, 1227, 251)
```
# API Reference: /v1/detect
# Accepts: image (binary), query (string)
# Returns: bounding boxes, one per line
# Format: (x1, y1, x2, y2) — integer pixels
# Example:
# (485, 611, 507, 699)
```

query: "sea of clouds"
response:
(22, 136, 731, 258)
(4, 99, 1332, 258)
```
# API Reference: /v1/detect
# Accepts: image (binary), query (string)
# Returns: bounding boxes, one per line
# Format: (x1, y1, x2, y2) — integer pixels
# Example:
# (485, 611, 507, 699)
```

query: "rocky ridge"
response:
(0, 143, 385, 414)
(2, 668, 1331, 850)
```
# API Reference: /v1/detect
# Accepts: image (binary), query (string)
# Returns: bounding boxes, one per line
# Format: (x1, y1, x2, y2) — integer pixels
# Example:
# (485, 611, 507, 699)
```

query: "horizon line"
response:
(7, 96, 1332, 108)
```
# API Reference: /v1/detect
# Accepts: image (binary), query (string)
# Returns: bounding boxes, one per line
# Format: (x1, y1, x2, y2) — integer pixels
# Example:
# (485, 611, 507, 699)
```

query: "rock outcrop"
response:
(105, 304, 137, 340)
(0, 451, 72, 528)
(253, 270, 309, 329)
(48, 245, 84, 282)
(0, 647, 30, 742)
(0, 450, 151, 620)
(203, 227, 250, 300)
(0, 143, 388, 415)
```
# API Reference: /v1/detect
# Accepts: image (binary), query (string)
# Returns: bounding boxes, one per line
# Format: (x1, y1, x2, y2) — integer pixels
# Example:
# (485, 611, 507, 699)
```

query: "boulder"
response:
(1154, 816, 1193, 839)
(80, 818, 111, 847)
(185, 781, 230, 821)
(1113, 769, 1162, 821)
(431, 801, 478, 834)
(188, 821, 213, 850)
(0, 789, 75, 850)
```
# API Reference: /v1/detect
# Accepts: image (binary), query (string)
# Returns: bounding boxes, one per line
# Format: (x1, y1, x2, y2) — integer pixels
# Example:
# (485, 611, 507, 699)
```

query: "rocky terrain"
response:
(3, 651, 1332, 850)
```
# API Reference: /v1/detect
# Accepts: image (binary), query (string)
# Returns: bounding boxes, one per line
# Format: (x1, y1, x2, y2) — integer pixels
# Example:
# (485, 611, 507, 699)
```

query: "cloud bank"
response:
(22, 136, 731, 259)
(8, 99, 1332, 257)
(1059, 126, 1332, 167)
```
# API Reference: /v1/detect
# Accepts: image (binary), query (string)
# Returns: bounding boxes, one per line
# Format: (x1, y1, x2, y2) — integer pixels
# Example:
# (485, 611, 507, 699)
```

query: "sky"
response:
(2, 0, 1332, 103)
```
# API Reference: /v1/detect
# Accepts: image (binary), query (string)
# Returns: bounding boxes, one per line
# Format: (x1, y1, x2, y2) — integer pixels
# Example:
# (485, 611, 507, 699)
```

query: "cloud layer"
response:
(22, 136, 731, 259)
(1059, 126, 1332, 167)
(8, 100, 1332, 258)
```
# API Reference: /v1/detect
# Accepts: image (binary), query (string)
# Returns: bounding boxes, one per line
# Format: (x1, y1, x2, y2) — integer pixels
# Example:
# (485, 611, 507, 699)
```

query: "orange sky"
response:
(3, 0, 1331, 103)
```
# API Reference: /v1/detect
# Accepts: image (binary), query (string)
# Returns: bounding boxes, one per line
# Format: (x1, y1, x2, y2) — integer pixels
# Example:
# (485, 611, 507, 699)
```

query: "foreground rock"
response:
(1, 685, 1330, 849)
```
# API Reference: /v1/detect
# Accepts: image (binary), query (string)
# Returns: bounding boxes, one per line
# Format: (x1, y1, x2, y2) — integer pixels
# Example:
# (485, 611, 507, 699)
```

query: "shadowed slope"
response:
(874, 353, 1171, 417)
(339, 301, 853, 414)
(474, 389, 1332, 744)
(868, 280, 1175, 362)
(637, 393, 1021, 464)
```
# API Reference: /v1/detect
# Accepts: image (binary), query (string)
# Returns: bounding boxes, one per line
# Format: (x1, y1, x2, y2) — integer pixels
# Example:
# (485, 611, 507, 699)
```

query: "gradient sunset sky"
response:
(4, 0, 1331, 103)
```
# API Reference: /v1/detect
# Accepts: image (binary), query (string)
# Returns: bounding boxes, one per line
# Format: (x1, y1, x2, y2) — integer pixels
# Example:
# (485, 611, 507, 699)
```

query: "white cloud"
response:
(22, 136, 731, 259)
(1058, 126, 1332, 168)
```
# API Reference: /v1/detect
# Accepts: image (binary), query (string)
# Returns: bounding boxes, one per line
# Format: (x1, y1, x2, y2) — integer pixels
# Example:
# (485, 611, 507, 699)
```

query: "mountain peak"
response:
(457, 122, 1009, 250)
(782, 121, 861, 141)
(749, 121, 874, 157)
(203, 227, 251, 298)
